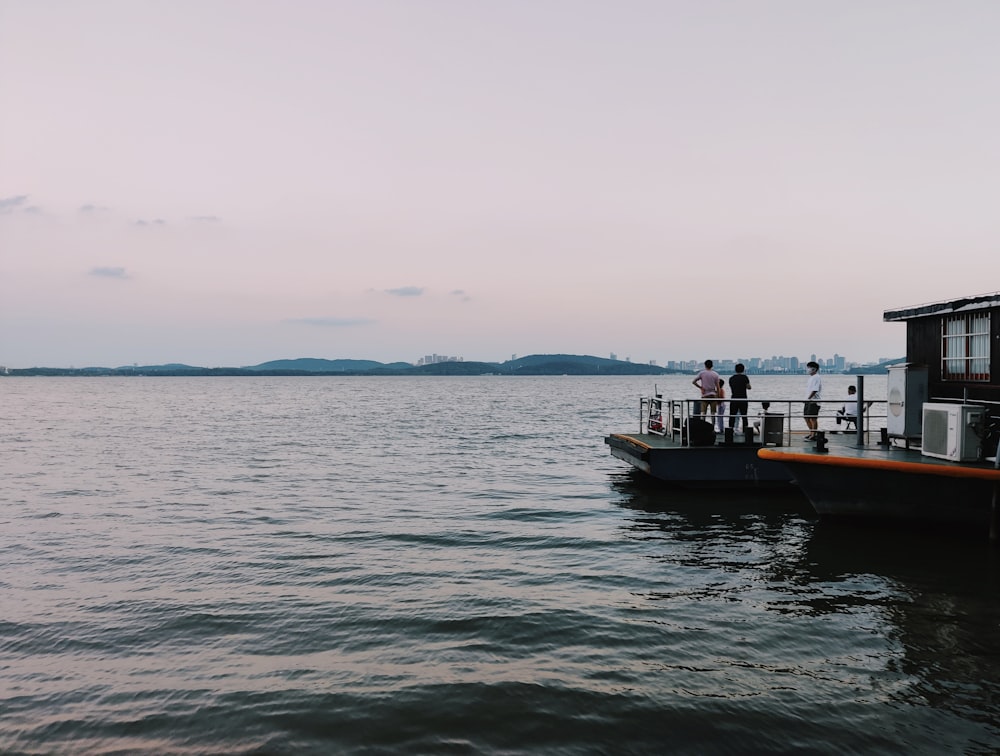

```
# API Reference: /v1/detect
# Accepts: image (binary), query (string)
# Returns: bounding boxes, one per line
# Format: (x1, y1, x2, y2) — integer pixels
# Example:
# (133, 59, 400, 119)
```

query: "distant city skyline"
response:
(659, 354, 899, 373)
(614, 352, 898, 372)
(408, 351, 897, 371)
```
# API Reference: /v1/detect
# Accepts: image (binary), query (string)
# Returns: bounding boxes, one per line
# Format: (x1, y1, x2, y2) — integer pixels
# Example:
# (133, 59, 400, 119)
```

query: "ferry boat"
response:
(605, 395, 803, 488)
(758, 292, 1000, 539)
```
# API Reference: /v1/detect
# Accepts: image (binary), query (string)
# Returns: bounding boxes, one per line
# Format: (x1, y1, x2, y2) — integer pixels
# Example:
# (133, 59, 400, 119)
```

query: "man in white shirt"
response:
(803, 361, 822, 440)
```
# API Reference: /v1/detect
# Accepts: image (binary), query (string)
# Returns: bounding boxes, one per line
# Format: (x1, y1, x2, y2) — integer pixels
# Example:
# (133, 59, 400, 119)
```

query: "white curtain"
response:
(944, 313, 990, 379)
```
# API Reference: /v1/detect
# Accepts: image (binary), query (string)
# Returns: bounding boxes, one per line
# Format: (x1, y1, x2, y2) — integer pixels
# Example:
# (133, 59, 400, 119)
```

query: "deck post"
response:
(992, 452, 1000, 544)
(991, 485, 998, 544)
(855, 375, 865, 447)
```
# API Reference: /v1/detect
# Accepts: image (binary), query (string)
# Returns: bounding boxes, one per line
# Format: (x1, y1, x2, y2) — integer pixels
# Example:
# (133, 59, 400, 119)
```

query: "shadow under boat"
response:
(609, 467, 812, 518)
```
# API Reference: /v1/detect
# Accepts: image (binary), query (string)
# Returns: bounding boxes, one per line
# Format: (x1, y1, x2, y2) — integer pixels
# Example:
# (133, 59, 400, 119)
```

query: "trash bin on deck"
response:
(759, 412, 784, 446)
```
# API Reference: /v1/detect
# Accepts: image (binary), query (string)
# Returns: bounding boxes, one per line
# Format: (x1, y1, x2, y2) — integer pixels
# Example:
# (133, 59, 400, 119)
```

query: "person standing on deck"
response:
(692, 360, 721, 419)
(803, 361, 822, 440)
(728, 363, 751, 432)
(715, 379, 727, 433)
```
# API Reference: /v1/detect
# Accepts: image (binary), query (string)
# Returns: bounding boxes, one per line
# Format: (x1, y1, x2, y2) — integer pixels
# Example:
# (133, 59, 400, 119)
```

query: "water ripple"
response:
(2, 375, 999, 753)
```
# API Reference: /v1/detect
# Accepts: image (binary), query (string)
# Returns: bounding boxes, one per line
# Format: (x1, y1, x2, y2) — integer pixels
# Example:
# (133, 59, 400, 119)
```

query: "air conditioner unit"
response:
(921, 403, 982, 462)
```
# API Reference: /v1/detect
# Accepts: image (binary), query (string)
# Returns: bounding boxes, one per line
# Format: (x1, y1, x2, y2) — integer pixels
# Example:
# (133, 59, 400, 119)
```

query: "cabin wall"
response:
(905, 307, 1000, 404)
(905, 319, 941, 384)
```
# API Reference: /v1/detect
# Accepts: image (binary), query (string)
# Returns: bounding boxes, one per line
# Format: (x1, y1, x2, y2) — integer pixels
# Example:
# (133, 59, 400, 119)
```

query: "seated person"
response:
(836, 386, 871, 430)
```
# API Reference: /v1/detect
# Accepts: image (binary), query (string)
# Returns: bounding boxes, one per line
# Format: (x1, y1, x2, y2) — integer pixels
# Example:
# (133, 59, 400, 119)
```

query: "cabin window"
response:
(942, 312, 990, 381)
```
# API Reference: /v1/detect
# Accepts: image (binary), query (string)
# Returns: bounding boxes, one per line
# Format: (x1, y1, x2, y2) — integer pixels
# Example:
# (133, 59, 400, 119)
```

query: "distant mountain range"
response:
(5, 354, 678, 377)
(248, 358, 414, 372)
(4, 354, 901, 377)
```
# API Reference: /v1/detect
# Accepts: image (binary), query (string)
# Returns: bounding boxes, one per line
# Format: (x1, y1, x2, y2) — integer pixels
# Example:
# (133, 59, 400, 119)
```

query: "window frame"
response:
(941, 312, 991, 382)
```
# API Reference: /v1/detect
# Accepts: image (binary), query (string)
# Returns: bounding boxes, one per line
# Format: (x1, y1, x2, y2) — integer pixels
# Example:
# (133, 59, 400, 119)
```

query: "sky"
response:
(2, 1, 998, 369)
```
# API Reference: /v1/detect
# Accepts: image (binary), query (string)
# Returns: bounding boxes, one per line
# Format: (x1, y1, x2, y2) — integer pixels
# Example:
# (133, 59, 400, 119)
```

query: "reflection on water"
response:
(806, 521, 1000, 740)
(610, 469, 1000, 752)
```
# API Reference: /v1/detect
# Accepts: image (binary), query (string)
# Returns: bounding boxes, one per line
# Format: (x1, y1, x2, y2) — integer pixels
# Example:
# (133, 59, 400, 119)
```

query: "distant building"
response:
(661, 353, 887, 374)
(417, 354, 463, 366)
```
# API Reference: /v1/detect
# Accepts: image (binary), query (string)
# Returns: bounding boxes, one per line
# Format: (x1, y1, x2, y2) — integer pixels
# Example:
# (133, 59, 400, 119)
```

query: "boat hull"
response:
(786, 462, 994, 526)
(606, 433, 793, 488)
(758, 445, 1000, 530)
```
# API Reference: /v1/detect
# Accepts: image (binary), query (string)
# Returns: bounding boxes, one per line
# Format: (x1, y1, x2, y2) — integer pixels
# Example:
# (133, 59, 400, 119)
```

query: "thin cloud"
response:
(288, 317, 376, 327)
(0, 195, 29, 214)
(89, 266, 129, 279)
(451, 289, 471, 302)
(385, 286, 424, 297)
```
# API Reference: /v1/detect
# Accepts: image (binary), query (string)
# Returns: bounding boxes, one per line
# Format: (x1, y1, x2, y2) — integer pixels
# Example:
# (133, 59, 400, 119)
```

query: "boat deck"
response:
(609, 427, 842, 453)
(759, 433, 1000, 481)
(606, 429, 771, 454)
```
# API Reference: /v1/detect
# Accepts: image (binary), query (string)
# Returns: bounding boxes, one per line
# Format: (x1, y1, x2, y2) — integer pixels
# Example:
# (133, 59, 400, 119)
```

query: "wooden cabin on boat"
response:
(884, 292, 1000, 405)
(751, 294, 1000, 535)
(883, 293, 1000, 453)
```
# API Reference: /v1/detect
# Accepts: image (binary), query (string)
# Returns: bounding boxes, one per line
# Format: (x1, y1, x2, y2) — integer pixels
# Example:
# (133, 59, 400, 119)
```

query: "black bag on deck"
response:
(686, 418, 716, 446)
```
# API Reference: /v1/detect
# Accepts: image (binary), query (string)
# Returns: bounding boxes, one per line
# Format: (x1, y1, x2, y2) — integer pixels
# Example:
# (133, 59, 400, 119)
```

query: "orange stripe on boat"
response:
(757, 448, 1000, 481)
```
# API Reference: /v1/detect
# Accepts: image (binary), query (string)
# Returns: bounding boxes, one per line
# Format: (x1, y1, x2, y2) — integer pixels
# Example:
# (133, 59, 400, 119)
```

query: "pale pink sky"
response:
(2, 1, 998, 368)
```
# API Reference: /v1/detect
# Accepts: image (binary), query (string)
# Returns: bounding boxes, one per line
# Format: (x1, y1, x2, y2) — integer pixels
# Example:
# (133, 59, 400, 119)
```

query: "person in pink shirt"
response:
(692, 360, 721, 419)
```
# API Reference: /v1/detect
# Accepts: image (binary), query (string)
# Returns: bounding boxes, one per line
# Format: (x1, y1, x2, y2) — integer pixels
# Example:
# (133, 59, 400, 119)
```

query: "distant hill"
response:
(241, 354, 668, 375)
(245, 358, 394, 372)
(408, 361, 502, 375)
(109, 363, 201, 372)
(507, 354, 619, 368)
(504, 354, 671, 375)
(7, 354, 678, 377)
(855, 358, 905, 374)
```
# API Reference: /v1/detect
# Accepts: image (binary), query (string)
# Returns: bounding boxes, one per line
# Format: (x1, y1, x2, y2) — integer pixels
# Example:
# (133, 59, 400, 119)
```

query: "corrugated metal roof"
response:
(883, 292, 1000, 321)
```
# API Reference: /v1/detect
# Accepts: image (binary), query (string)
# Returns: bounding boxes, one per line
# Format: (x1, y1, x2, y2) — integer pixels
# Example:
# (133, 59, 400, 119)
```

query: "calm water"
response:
(2, 375, 999, 754)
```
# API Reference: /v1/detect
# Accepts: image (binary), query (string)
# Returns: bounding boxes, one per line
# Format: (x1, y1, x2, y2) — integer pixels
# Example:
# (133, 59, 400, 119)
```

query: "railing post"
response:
(788, 400, 792, 446)
(856, 375, 865, 446)
(992, 453, 1000, 544)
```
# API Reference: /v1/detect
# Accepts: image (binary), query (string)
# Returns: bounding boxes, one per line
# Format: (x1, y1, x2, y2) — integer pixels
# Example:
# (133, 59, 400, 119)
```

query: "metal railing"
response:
(641, 395, 887, 448)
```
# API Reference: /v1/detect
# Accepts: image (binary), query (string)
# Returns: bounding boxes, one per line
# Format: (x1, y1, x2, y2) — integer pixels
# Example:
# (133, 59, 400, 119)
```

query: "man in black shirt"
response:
(728, 363, 752, 432)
